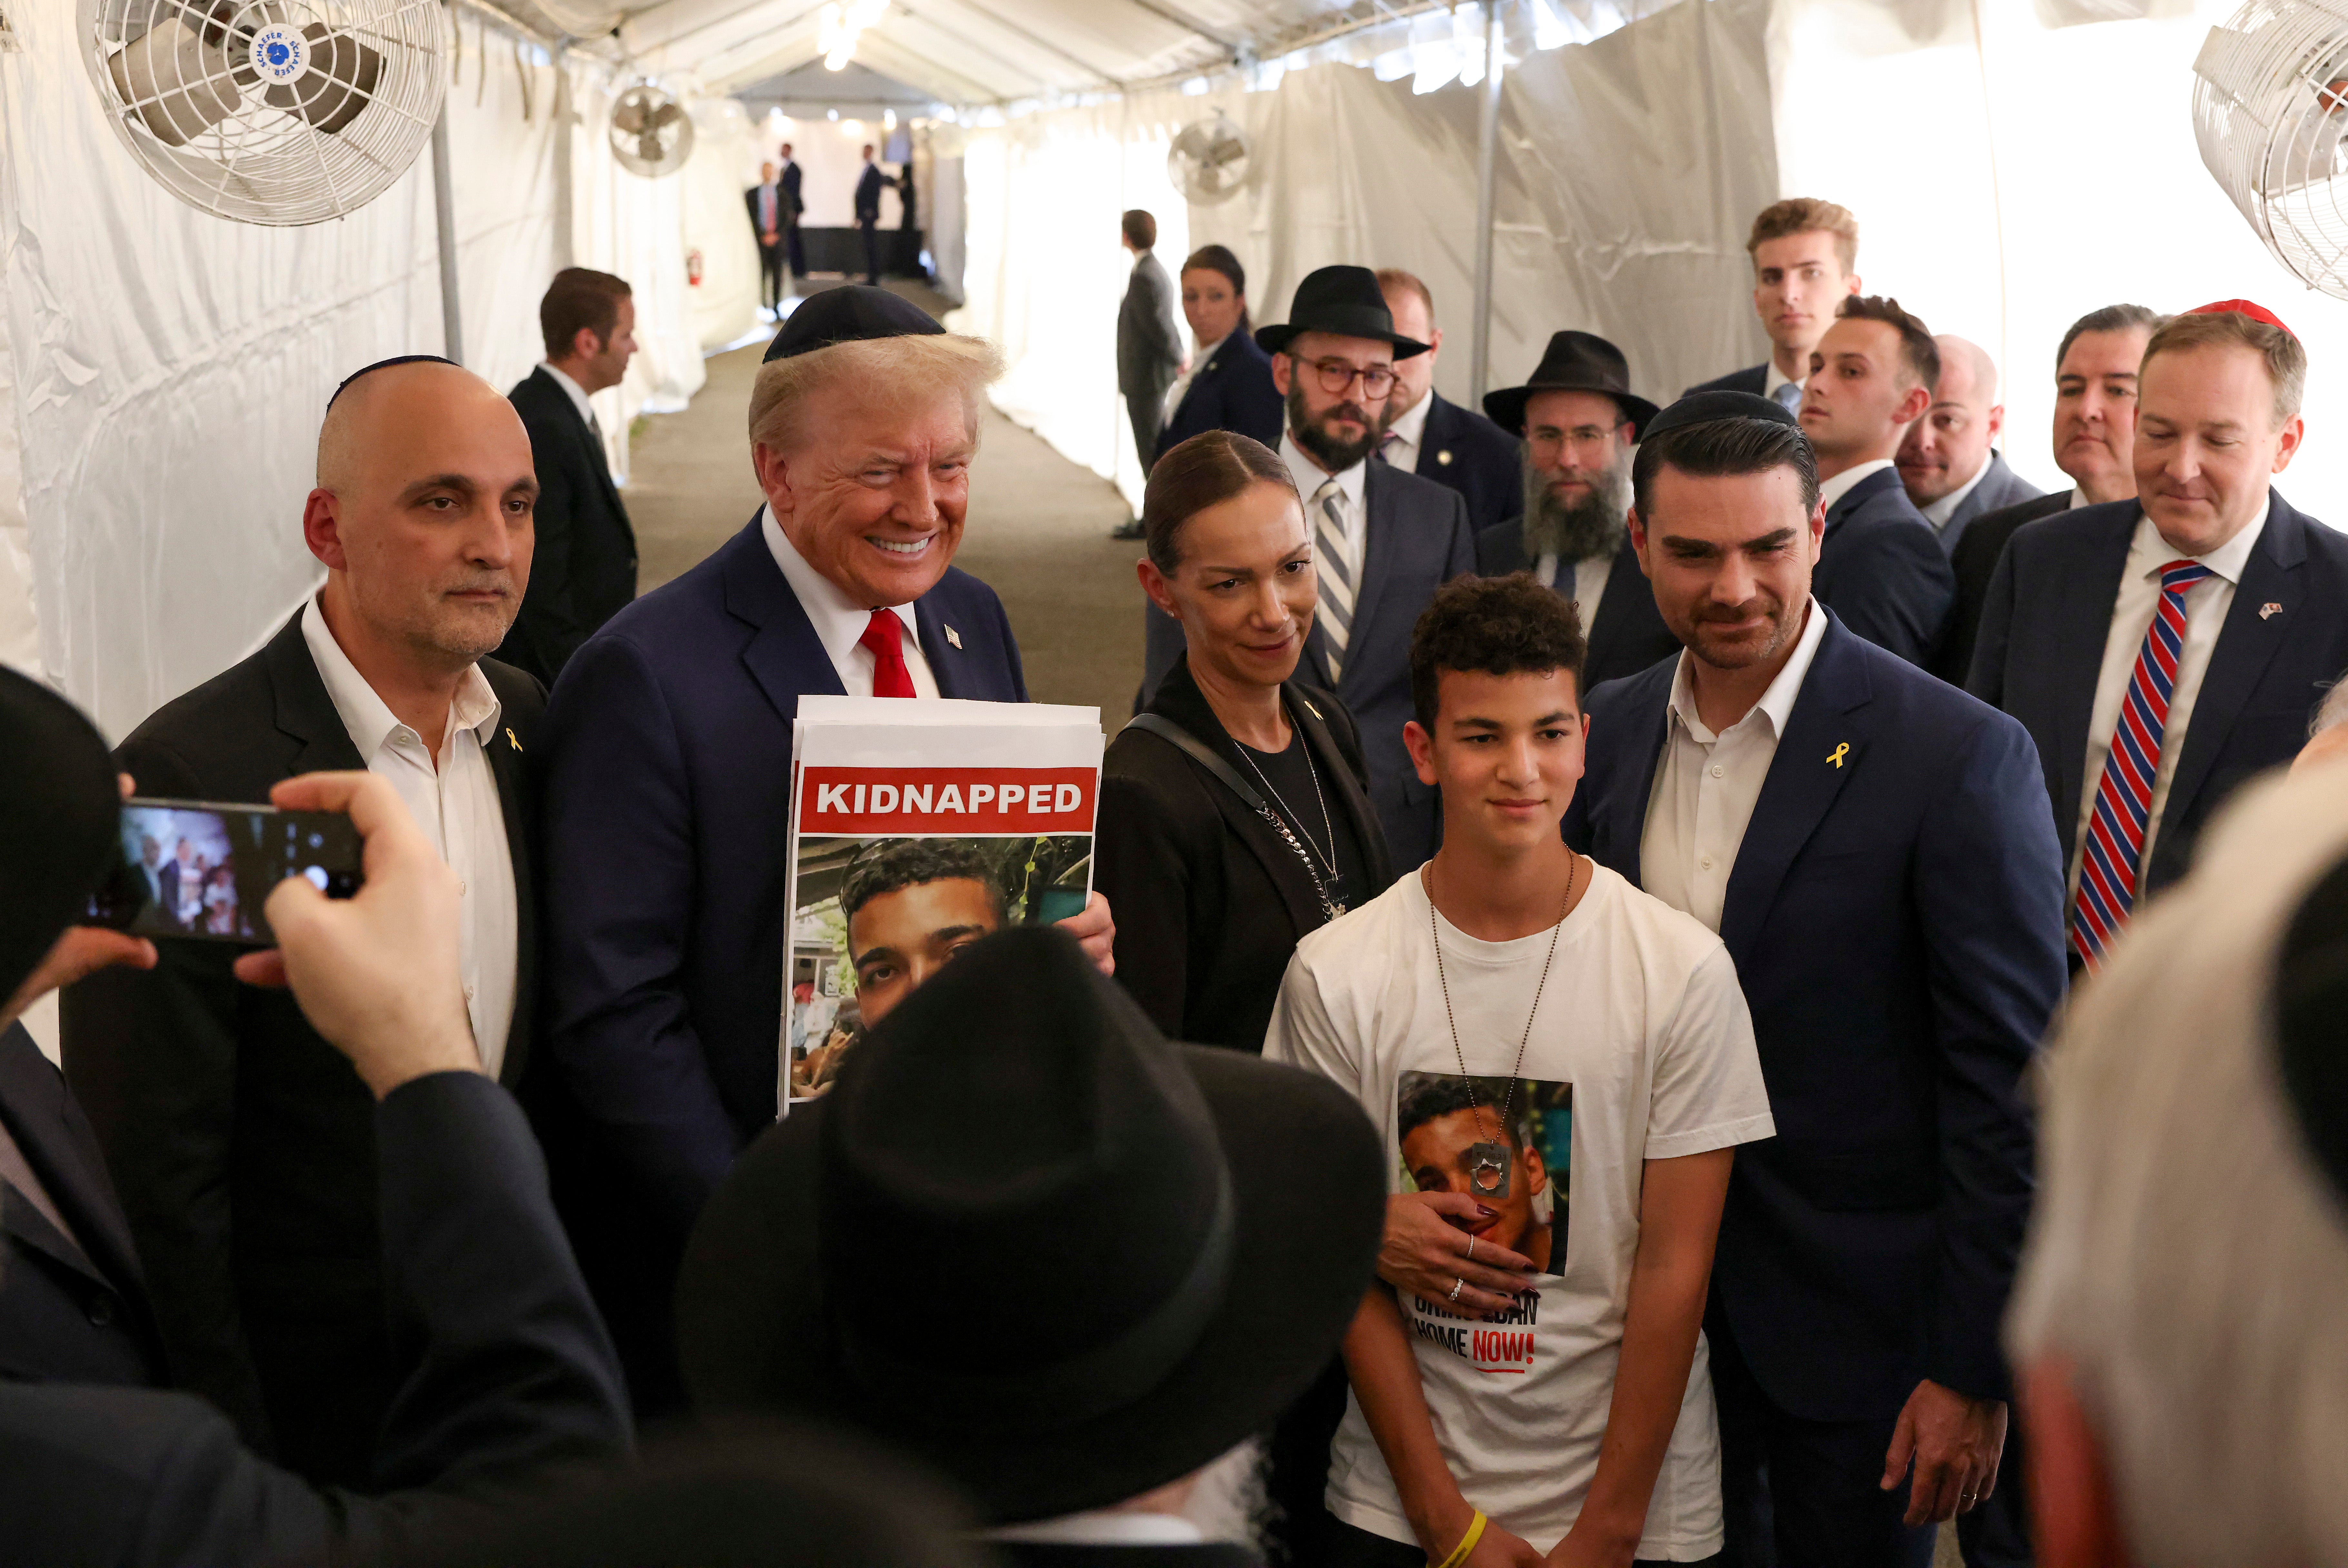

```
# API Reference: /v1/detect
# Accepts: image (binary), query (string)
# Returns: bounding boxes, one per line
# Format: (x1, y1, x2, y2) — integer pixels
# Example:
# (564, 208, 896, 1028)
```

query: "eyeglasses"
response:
(1300, 358, 1398, 399)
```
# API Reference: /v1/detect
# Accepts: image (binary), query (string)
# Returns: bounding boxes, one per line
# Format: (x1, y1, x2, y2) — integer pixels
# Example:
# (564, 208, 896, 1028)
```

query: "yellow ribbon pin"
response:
(1827, 742, 1849, 769)
(506, 727, 523, 753)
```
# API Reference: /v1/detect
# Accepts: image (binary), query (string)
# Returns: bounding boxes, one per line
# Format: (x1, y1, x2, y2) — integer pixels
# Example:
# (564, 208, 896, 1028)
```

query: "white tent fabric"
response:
(0, 0, 752, 736)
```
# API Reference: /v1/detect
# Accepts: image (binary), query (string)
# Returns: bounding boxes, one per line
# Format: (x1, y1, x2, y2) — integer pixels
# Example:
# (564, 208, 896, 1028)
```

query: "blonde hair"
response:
(747, 333, 1006, 453)
(2006, 767, 2348, 1564)
(2141, 309, 2306, 426)
(1746, 197, 1858, 274)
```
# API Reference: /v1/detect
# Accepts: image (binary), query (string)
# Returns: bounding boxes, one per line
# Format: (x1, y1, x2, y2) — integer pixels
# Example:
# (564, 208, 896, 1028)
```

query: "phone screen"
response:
(85, 799, 365, 944)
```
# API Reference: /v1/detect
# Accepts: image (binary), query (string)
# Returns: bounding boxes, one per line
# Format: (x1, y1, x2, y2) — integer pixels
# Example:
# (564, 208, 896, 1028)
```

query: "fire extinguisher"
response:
(687, 247, 704, 287)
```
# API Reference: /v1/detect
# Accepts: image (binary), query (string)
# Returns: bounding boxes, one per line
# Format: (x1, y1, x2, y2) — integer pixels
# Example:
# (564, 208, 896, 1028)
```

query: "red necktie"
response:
(859, 609, 917, 699)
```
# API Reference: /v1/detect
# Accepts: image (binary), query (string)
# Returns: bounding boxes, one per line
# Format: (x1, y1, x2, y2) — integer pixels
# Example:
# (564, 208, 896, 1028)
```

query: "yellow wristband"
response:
(1429, 1509, 1486, 1568)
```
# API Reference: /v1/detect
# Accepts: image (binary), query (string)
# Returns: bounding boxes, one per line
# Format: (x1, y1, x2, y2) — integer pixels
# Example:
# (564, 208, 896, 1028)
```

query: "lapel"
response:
(1605, 663, 1675, 892)
(478, 673, 536, 1088)
(1716, 615, 1875, 966)
(535, 367, 629, 532)
(1415, 393, 1456, 479)
(1824, 465, 1902, 537)
(913, 592, 971, 698)
(1143, 662, 1330, 933)
(264, 612, 370, 773)
(1586, 532, 1648, 675)
(2159, 491, 2306, 838)
(723, 515, 847, 723)
(1290, 683, 1394, 894)
(1350, 460, 1399, 667)
(2045, 504, 2142, 839)
(0, 1025, 144, 1297)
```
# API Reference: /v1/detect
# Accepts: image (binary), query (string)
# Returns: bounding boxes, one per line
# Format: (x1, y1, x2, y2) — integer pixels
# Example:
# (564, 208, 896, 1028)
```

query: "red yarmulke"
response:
(2190, 299, 2297, 339)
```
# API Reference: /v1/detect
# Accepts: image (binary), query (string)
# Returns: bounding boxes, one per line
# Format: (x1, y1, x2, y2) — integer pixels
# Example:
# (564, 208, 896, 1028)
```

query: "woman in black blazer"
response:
(1150, 246, 1286, 466)
(1096, 431, 1395, 1055)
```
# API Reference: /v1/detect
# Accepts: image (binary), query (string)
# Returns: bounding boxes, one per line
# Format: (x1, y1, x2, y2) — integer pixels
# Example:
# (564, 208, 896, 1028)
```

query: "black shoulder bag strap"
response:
(1122, 713, 1342, 918)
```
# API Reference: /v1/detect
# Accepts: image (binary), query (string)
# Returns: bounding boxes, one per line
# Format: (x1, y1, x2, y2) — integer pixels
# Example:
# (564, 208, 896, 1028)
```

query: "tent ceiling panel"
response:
(737, 58, 950, 104)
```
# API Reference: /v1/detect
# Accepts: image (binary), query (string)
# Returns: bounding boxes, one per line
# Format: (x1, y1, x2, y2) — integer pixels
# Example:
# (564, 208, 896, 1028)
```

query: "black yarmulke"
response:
(763, 286, 944, 362)
(2277, 850, 2348, 1205)
(327, 354, 460, 408)
(0, 667, 118, 1004)
(1643, 388, 1805, 442)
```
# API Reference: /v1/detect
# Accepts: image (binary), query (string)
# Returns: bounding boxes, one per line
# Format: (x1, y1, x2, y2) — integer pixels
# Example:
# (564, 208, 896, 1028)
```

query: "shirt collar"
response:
(1131, 248, 1152, 273)
(1817, 457, 1895, 513)
(538, 361, 596, 431)
(1921, 451, 1995, 530)
(300, 592, 500, 758)
(761, 505, 920, 667)
(1383, 389, 1435, 454)
(1665, 594, 1829, 745)
(1280, 431, 1368, 509)
(989, 1513, 1207, 1547)
(2128, 498, 2268, 586)
(2068, 486, 2090, 510)
(1764, 358, 1801, 400)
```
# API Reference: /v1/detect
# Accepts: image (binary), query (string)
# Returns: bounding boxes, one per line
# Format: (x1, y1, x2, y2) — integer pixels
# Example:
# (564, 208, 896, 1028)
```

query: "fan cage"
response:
(609, 84, 695, 178)
(80, 0, 447, 226)
(2194, 0, 2348, 298)
(1167, 113, 1250, 206)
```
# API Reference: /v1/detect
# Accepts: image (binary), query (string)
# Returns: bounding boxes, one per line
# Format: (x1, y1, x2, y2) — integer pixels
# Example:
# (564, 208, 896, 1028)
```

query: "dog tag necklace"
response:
(1425, 852, 1579, 1200)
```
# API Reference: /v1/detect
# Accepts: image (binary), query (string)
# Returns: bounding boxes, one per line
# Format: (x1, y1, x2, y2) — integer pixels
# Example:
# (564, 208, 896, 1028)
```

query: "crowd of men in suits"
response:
(744, 143, 910, 311)
(3, 183, 2348, 1568)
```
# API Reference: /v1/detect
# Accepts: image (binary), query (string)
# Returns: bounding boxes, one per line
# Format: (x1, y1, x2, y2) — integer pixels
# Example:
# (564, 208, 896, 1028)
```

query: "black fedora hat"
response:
(1482, 330, 1660, 440)
(1255, 264, 1430, 360)
(677, 925, 1385, 1524)
(0, 666, 118, 1003)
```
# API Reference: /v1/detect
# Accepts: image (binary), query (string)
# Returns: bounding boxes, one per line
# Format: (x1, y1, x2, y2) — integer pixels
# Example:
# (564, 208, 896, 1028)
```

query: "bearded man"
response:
(532, 288, 1115, 1416)
(1139, 264, 1474, 868)
(63, 355, 550, 1484)
(1476, 331, 1684, 687)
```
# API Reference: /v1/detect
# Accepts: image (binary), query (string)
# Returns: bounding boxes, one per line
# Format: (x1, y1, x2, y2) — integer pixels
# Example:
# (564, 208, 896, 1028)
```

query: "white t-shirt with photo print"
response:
(1264, 861, 1774, 1559)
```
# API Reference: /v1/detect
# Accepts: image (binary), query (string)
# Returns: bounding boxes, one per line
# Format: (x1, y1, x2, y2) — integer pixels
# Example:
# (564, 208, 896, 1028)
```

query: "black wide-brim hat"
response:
(1256, 263, 1430, 360)
(677, 927, 1385, 1524)
(1482, 329, 1660, 440)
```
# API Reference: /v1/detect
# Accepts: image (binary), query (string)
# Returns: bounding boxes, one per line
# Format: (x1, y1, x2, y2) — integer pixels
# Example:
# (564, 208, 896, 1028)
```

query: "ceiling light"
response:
(818, 0, 887, 71)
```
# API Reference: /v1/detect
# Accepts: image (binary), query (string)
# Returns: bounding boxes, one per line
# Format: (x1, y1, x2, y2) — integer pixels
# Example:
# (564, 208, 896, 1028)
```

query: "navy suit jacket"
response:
(1564, 611, 2064, 1420)
(779, 160, 802, 218)
(1154, 333, 1284, 464)
(1473, 523, 1680, 690)
(1966, 491, 2348, 901)
(1934, 452, 2043, 559)
(1815, 465, 1955, 667)
(1934, 489, 2071, 685)
(1684, 363, 1768, 398)
(1401, 392, 1522, 534)
(1141, 461, 1474, 869)
(538, 515, 1027, 1243)
(854, 163, 885, 222)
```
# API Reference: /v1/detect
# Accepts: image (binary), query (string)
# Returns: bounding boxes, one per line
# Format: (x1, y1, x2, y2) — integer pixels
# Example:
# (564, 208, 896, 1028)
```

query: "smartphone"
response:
(84, 798, 364, 945)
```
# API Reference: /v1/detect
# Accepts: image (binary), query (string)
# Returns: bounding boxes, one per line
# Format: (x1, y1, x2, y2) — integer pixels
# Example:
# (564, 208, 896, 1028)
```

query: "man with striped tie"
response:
(1970, 301, 2348, 972)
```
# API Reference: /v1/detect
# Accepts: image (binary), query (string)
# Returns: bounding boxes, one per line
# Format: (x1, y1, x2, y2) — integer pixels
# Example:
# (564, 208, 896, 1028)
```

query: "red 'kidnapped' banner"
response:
(797, 766, 1099, 835)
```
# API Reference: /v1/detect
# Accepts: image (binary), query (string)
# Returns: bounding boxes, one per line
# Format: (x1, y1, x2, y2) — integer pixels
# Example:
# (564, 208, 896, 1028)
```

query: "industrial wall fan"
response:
(1167, 112, 1251, 205)
(80, 0, 448, 225)
(611, 82, 693, 178)
(2194, 0, 2348, 298)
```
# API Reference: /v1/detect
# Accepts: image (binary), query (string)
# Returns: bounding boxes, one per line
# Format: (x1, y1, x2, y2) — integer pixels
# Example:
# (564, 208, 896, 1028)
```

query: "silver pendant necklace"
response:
(1237, 723, 1346, 916)
(1425, 853, 1578, 1200)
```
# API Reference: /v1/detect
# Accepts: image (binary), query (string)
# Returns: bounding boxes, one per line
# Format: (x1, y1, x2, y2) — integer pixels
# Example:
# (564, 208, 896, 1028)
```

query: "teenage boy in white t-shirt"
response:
(1265, 574, 1775, 1567)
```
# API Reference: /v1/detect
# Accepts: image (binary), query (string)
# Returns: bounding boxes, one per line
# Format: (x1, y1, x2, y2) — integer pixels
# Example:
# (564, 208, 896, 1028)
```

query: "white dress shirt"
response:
(2068, 487, 2090, 509)
(1816, 457, 1895, 514)
(990, 1513, 1207, 1547)
(1532, 547, 1616, 634)
(760, 505, 941, 698)
(1640, 597, 1831, 932)
(1164, 333, 1225, 421)
(1380, 388, 1435, 470)
(300, 596, 518, 1074)
(1920, 452, 1993, 531)
(537, 360, 598, 437)
(2068, 504, 2268, 897)
(1281, 432, 1368, 560)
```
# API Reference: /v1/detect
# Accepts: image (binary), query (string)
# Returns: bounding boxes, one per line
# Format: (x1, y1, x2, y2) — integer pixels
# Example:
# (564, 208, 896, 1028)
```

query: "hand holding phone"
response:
(85, 796, 365, 945)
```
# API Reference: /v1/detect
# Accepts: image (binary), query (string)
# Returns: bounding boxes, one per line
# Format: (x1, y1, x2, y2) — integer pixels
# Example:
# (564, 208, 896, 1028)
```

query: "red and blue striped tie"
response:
(2072, 559, 2214, 971)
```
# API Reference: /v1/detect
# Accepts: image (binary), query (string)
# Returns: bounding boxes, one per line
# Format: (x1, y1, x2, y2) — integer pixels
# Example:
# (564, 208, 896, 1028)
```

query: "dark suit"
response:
(1967, 491, 2348, 903)
(780, 159, 806, 276)
(1816, 465, 1955, 668)
(1141, 461, 1475, 868)
(1395, 391, 1522, 534)
(1685, 363, 1769, 397)
(154, 861, 184, 930)
(1118, 251, 1182, 471)
(1566, 610, 2064, 1566)
(1098, 659, 1394, 1054)
(496, 367, 638, 686)
(533, 514, 1027, 1412)
(0, 1022, 164, 1389)
(0, 1072, 629, 1568)
(1154, 332, 1284, 464)
(1931, 451, 2042, 559)
(60, 615, 546, 1484)
(1474, 523, 1681, 689)
(854, 162, 886, 282)
(999, 1543, 1258, 1568)
(744, 182, 784, 308)
(1934, 489, 2070, 685)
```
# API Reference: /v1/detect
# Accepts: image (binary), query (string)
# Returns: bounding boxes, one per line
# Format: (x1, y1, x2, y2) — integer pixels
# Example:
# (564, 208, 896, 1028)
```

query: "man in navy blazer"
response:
(1797, 296, 1955, 665)
(1138, 266, 1474, 868)
(1968, 300, 2348, 967)
(1684, 197, 1862, 411)
(1375, 269, 1522, 532)
(535, 289, 1113, 1414)
(1895, 336, 2043, 558)
(1564, 393, 2065, 1565)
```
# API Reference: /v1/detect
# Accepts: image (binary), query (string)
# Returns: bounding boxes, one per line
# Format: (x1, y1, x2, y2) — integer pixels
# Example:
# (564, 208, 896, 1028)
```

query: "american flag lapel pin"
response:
(945, 624, 963, 649)
(2260, 602, 2283, 620)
